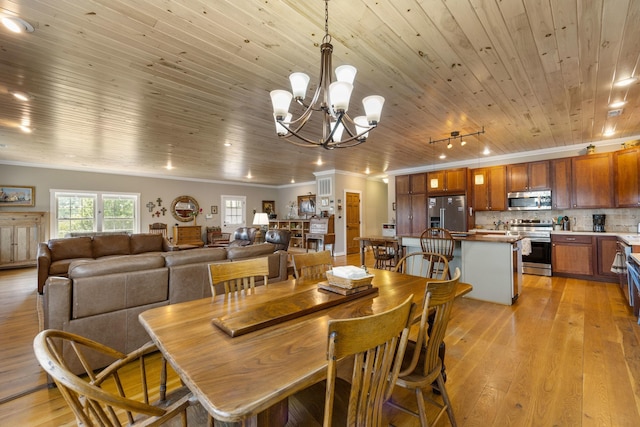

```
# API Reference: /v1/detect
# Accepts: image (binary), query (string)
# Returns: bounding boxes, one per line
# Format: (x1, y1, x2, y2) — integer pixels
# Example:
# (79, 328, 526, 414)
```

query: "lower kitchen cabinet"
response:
(551, 233, 619, 282)
(552, 234, 593, 276)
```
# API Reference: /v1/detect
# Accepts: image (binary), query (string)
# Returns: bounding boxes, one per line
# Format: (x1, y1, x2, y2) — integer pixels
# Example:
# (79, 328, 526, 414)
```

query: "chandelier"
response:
(269, 0, 384, 149)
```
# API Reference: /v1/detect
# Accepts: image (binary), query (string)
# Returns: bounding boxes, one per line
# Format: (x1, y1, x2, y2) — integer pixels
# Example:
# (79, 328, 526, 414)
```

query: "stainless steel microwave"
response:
(507, 190, 552, 211)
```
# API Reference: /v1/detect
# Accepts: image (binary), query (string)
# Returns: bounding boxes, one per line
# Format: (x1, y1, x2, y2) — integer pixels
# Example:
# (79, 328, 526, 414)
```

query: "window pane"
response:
(56, 195, 96, 237)
(103, 195, 136, 233)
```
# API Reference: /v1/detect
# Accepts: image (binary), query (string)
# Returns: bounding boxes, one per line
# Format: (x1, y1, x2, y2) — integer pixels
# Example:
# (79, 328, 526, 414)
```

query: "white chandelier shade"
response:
(269, 0, 384, 149)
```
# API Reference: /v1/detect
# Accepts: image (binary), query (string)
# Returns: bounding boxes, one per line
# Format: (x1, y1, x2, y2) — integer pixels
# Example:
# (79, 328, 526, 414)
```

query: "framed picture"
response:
(321, 197, 329, 207)
(0, 185, 35, 207)
(211, 205, 218, 214)
(262, 200, 275, 214)
(298, 194, 316, 216)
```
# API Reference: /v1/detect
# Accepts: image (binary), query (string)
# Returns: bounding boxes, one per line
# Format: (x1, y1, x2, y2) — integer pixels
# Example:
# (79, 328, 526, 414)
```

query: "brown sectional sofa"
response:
(37, 233, 175, 294)
(43, 242, 288, 374)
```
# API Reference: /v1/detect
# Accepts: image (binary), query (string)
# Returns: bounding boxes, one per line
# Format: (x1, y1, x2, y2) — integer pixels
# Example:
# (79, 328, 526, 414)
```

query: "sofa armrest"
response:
(42, 277, 72, 331)
(163, 238, 180, 251)
(37, 242, 52, 294)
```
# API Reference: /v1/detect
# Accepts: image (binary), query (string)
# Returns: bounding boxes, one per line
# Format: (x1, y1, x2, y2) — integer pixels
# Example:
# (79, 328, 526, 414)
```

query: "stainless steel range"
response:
(509, 219, 553, 276)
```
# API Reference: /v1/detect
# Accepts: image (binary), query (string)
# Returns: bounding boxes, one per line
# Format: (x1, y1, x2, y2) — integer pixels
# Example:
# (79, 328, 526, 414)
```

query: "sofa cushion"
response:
(69, 255, 166, 278)
(72, 269, 169, 319)
(49, 237, 93, 262)
(226, 243, 275, 260)
(92, 234, 131, 258)
(130, 233, 164, 254)
(163, 247, 228, 267)
(50, 258, 93, 276)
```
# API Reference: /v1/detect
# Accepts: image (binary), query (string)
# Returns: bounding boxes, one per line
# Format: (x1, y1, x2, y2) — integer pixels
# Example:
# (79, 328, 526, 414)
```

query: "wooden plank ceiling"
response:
(0, 0, 639, 185)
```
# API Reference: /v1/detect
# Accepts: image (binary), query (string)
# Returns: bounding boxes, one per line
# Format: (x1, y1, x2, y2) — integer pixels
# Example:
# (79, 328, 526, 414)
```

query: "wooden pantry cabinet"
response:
(395, 173, 427, 236)
(0, 212, 46, 269)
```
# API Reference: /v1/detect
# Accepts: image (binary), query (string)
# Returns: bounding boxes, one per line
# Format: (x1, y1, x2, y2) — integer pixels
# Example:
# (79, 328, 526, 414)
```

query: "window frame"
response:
(220, 195, 246, 233)
(50, 189, 140, 238)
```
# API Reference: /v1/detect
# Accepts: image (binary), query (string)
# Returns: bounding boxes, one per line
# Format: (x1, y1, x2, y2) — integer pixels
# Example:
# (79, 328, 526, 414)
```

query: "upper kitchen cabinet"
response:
(614, 147, 640, 207)
(550, 158, 572, 209)
(571, 153, 614, 208)
(427, 168, 467, 195)
(506, 161, 550, 192)
(471, 166, 506, 211)
(396, 173, 427, 195)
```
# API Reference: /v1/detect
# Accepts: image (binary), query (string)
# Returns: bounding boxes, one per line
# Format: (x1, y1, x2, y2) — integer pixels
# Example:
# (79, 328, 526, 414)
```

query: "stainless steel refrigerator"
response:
(428, 195, 467, 231)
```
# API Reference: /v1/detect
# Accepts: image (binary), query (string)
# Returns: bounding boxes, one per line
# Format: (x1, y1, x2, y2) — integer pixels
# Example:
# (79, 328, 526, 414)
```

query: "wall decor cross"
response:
(161, 207, 167, 216)
(146, 201, 156, 212)
(156, 197, 163, 206)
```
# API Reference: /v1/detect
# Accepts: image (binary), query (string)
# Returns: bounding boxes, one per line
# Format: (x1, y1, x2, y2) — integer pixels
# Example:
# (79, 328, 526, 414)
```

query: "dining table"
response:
(138, 268, 472, 427)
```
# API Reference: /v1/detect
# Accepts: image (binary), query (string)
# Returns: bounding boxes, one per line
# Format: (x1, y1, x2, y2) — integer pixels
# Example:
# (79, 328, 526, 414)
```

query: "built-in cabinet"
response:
(470, 166, 506, 211)
(395, 174, 427, 236)
(427, 168, 467, 194)
(571, 153, 614, 208)
(268, 219, 310, 249)
(614, 147, 640, 207)
(0, 212, 46, 269)
(506, 161, 550, 192)
(550, 158, 572, 209)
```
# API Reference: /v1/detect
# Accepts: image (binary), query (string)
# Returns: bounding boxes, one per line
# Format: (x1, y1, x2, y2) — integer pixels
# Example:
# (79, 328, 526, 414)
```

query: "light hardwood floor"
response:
(1, 253, 639, 426)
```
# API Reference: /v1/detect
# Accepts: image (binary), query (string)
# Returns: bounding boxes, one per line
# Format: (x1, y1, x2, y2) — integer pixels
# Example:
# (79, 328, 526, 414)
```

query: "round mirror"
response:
(171, 195, 200, 222)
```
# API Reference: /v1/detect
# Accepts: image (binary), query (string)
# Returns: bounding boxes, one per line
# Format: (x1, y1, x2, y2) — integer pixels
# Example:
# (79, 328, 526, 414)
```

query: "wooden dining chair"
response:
(394, 251, 450, 280)
(208, 257, 269, 299)
(33, 329, 195, 427)
(420, 228, 455, 278)
(291, 250, 333, 280)
(148, 222, 168, 238)
(387, 268, 461, 427)
(370, 239, 397, 270)
(292, 295, 416, 427)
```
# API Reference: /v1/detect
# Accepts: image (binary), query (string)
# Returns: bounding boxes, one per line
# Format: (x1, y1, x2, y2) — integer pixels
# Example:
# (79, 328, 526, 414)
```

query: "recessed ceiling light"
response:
(603, 129, 616, 137)
(224, 142, 231, 147)
(483, 148, 490, 155)
(439, 154, 446, 159)
(11, 91, 30, 101)
(2, 16, 34, 33)
(609, 101, 626, 108)
(365, 167, 370, 174)
(316, 159, 323, 166)
(613, 76, 638, 87)
(19, 125, 31, 133)
(290, 178, 295, 183)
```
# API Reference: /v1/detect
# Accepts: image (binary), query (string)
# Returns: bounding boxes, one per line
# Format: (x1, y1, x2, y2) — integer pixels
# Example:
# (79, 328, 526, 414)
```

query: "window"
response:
(221, 195, 246, 232)
(51, 190, 139, 238)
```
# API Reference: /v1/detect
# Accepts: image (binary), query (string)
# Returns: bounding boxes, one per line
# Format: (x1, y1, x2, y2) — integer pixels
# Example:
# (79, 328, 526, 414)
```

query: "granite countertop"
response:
(455, 234, 522, 243)
(472, 229, 640, 245)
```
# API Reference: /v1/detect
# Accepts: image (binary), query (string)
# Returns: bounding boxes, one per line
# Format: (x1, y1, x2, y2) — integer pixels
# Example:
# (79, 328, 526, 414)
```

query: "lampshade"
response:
(253, 212, 270, 226)
(329, 81, 353, 112)
(270, 90, 293, 119)
(363, 95, 385, 124)
(289, 73, 310, 99)
(335, 65, 357, 84)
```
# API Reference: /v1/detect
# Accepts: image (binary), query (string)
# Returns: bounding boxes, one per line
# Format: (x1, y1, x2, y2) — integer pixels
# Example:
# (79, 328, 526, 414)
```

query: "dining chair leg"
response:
(437, 374, 457, 427)
(415, 387, 429, 427)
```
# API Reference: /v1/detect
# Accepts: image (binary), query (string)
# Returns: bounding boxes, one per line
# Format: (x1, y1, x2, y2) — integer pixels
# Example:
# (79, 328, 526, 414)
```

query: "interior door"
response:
(345, 192, 360, 255)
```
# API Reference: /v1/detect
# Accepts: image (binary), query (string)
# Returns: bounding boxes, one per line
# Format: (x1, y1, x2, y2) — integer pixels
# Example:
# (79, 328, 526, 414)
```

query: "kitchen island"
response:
(401, 233, 523, 305)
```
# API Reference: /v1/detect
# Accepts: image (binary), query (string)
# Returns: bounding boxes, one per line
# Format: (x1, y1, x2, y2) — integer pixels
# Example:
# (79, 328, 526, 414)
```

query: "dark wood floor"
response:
(1, 252, 639, 426)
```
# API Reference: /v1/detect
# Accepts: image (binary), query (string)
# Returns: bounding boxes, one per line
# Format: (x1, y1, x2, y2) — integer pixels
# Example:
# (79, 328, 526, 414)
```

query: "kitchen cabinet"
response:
(506, 161, 550, 192)
(595, 236, 618, 281)
(552, 234, 593, 276)
(571, 153, 614, 208)
(550, 158, 572, 209)
(614, 147, 640, 207)
(0, 212, 46, 269)
(396, 174, 428, 236)
(471, 166, 506, 211)
(427, 168, 467, 195)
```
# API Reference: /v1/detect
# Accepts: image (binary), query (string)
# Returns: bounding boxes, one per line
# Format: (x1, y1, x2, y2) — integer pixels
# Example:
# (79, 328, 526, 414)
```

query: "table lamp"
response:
(253, 212, 270, 243)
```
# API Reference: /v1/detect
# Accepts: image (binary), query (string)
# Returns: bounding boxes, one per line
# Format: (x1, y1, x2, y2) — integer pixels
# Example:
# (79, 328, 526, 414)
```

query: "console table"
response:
(172, 225, 204, 248)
